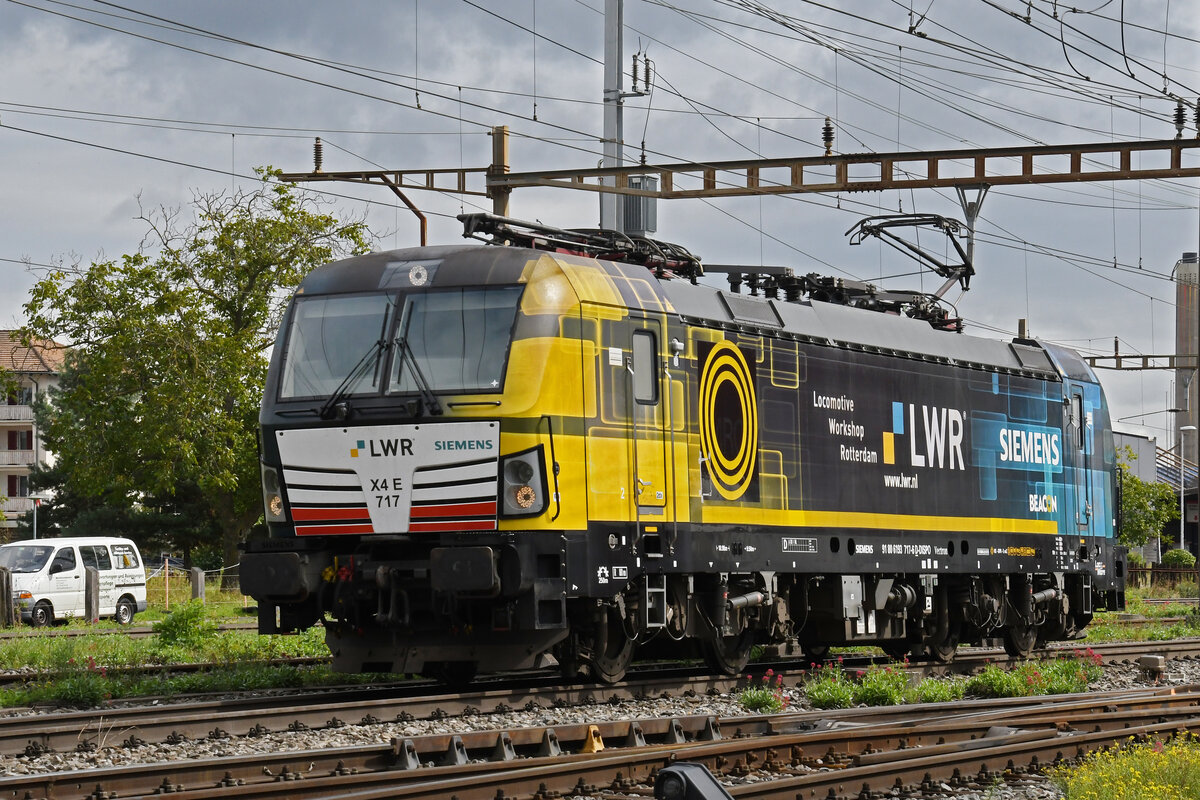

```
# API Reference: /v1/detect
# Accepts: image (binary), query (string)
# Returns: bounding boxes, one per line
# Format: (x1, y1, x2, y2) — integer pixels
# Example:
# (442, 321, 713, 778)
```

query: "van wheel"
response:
(30, 601, 53, 628)
(114, 598, 136, 626)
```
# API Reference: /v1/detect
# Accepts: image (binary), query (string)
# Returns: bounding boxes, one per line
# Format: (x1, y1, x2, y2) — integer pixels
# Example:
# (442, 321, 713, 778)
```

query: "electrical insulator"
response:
(822, 117, 834, 156)
(644, 58, 651, 91)
(1175, 100, 1186, 139)
(631, 53, 639, 92)
(313, 137, 324, 172)
(1195, 98, 1199, 138)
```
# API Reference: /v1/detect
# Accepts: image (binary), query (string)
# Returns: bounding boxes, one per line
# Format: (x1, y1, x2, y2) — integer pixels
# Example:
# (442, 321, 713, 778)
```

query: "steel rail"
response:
(3, 686, 1196, 800)
(5, 636, 1200, 757)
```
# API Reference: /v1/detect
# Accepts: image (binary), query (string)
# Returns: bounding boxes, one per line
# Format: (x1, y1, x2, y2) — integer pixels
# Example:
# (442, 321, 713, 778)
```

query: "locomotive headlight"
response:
(261, 464, 288, 522)
(513, 484, 536, 509)
(500, 446, 548, 517)
(505, 459, 535, 485)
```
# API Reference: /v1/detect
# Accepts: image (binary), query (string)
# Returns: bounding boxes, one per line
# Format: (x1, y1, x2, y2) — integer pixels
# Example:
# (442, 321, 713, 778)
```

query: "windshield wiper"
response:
(394, 335, 443, 417)
(317, 338, 385, 420)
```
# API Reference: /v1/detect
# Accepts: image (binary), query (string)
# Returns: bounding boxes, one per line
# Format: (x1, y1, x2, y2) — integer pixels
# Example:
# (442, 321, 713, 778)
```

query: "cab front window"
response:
(279, 294, 394, 400)
(390, 286, 523, 395)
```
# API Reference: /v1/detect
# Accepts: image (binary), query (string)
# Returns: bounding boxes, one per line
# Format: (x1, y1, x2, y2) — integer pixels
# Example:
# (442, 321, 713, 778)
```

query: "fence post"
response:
(0, 568, 12, 627)
(164, 556, 169, 611)
(190, 567, 206, 602)
(84, 566, 100, 623)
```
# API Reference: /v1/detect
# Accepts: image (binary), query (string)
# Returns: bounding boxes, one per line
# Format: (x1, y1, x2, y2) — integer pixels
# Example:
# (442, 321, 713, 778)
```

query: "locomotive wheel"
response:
(925, 633, 958, 663)
(1003, 622, 1038, 658)
(589, 605, 636, 684)
(426, 661, 479, 687)
(702, 629, 756, 675)
(801, 643, 830, 662)
(881, 641, 913, 661)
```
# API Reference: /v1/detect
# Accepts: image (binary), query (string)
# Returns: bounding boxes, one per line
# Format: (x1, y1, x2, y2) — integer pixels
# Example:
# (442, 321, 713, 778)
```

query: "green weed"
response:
(1050, 735, 1200, 800)
(738, 669, 788, 713)
(152, 601, 219, 648)
(852, 664, 909, 706)
(804, 661, 856, 709)
(965, 650, 1102, 698)
(907, 675, 965, 704)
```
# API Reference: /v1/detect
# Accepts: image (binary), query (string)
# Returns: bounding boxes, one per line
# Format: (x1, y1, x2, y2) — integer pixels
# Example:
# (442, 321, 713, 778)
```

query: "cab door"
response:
(81, 544, 117, 614)
(1067, 385, 1093, 531)
(628, 319, 670, 535)
(48, 546, 84, 618)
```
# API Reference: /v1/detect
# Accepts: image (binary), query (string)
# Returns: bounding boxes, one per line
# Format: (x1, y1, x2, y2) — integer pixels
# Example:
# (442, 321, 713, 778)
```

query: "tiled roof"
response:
(0, 330, 66, 374)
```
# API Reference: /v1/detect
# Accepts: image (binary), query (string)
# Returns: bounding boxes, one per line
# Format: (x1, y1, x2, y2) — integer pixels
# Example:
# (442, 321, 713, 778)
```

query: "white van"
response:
(0, 537, 148, 626)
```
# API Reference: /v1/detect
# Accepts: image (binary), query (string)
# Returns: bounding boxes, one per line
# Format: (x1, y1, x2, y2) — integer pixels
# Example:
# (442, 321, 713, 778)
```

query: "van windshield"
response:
(0, 545, 54, 573)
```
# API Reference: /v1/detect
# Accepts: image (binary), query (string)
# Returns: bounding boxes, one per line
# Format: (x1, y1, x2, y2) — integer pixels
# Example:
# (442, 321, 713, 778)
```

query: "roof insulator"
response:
(822, 117, 835, 157)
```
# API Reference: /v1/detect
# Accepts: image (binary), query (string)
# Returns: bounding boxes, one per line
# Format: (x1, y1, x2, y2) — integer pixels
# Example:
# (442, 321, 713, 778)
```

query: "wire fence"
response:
(145, 557, 249, 615)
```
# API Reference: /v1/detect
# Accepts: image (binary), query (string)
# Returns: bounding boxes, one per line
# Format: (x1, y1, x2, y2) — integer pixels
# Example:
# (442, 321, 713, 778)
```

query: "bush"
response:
(738, 669, 788, 713)
(964, 651, 1102, 698)
(804, 662, 856, 709)
(152, 600, 218, 648)
(1051, 735, 1200, 799)
(1127, 549, 1146, 567)
(853, 665, 909, 706)
(1160, 549, 1196, 569)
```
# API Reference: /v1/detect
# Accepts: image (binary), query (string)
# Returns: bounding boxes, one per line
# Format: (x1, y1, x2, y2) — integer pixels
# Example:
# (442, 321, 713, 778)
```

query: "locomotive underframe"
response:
(243, 521, 1124, 674)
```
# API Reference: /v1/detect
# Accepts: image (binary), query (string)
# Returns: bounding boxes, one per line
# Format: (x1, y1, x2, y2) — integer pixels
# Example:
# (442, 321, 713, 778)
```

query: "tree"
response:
(15, 460, 223, 568)
(1116, 446, 1180, 550)
(21, 171, 370, 581)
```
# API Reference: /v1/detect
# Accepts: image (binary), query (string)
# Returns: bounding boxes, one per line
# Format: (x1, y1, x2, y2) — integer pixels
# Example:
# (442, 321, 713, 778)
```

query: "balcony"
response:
(0, 406, 33, 422)
(0, 450, 34, 466)
(2, 497, 32, 513)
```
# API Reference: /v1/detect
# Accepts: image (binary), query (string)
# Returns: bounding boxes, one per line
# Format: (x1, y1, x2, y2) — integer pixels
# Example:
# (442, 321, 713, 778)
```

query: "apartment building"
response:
(0, 331, 64, 534)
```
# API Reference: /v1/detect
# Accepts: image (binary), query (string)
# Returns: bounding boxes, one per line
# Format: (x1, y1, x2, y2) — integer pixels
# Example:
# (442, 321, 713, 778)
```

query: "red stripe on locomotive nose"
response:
(409, 520, 498, 532)
(410, 501, 498, 518)
(293, 507, 372, 521)
(295, 523, 375, 535)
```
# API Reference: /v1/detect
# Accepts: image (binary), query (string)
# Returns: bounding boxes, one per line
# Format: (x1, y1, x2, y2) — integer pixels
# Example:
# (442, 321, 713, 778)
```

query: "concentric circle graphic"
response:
(699, 341, 758, 500)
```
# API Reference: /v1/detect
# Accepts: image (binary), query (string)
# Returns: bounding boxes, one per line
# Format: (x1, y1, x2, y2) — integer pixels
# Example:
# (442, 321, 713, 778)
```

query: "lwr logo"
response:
(883, 402, 965, 470)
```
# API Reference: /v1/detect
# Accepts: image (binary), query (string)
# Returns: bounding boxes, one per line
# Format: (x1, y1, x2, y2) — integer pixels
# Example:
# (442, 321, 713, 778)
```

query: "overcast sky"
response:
(2, 0, 1199, 444)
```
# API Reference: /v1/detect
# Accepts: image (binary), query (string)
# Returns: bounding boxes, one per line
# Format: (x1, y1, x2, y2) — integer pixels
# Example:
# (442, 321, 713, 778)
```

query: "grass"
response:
(801, 649, 1104, 710)
(803, 659, 967, 709)
(0, 661, 385, 709)
(0, 601, 381, 708)
(963, 652, 1102, 698)
(1050, 735, 1200, 800)
(141, 572, 255, 622)
(738, 669, 788, 712)
(0, 602, 328, 673)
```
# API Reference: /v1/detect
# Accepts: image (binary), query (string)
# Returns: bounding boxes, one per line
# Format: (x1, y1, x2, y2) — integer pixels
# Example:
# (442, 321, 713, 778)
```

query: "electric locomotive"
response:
(241, 213, 1125, 683)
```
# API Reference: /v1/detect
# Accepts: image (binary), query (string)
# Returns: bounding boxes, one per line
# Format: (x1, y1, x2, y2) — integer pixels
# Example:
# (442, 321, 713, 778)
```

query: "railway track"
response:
(5, 683, 1200, 800)
(3, 636, 1197, 759)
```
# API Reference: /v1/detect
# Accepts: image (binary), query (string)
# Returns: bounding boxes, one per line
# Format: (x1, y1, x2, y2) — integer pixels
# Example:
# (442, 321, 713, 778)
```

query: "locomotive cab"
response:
(243, 244, 587, 676)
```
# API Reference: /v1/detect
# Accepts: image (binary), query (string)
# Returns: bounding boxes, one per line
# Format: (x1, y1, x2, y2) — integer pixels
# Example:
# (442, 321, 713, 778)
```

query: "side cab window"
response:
(50, 547, 77, 575)
(80, 545, 113, 571)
